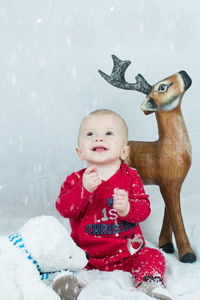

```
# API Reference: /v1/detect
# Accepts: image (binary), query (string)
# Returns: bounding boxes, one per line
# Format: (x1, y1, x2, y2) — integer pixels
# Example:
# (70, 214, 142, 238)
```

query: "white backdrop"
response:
(0, 0, 199, 234)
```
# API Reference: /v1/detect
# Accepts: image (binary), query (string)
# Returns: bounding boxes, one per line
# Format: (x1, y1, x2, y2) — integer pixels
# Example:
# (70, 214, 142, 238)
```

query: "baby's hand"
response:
(83, 166, 102, 193)
(113, 188, 130, 217)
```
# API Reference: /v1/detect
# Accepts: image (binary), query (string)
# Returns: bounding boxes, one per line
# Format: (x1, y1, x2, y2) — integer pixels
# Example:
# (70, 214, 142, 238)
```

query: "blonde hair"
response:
(78, 109, 128, 144)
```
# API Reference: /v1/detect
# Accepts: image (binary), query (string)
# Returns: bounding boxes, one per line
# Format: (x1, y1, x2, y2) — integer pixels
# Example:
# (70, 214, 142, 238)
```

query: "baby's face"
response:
(76, 114, 129, 166)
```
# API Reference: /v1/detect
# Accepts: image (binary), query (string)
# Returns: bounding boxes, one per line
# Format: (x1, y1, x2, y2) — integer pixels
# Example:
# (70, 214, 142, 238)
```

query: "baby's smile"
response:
(91, 144, 109, 152)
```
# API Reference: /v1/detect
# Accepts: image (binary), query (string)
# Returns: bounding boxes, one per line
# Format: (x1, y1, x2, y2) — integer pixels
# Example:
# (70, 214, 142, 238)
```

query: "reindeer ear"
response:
(160, 95, 180, 111)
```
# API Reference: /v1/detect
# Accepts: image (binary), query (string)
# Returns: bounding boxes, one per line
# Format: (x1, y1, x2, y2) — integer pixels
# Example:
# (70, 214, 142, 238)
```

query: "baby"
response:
(55, 109, 171, 300)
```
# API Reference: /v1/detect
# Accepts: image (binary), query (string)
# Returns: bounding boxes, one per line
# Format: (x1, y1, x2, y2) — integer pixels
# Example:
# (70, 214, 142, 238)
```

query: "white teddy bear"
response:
(0, 216, 88, 300)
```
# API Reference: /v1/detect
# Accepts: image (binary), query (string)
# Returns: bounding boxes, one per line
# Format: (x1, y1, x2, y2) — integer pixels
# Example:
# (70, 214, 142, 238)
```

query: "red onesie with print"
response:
(56, 163, 165, 284)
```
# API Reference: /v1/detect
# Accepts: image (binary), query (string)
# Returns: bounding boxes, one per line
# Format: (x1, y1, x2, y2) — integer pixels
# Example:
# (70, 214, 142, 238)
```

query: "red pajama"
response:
(86, 247, 165, 284)
(56, 164, 166, 285)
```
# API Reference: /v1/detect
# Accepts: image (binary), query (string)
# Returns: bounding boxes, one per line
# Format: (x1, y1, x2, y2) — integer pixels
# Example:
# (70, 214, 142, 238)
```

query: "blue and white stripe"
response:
(8, 232, 77, 282)
(9, 232, 43, 277)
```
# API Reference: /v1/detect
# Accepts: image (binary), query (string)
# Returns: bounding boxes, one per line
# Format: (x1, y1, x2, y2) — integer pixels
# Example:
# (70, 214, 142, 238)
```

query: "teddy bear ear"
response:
(127, 238, 143, 255)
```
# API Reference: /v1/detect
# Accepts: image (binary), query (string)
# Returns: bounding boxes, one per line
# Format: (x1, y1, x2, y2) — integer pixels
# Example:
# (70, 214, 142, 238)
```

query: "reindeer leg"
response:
(159, 207, 174, 253)
(159, 185, 196, 263)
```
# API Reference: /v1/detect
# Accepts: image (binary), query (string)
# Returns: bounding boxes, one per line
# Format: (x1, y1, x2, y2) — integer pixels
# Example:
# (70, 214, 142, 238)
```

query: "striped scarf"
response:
(8, 232, 77, 282)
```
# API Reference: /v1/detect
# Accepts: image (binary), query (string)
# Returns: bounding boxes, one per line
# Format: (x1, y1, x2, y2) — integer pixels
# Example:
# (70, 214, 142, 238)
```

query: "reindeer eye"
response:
(158, 83, 173, 93)
(158, 84, 168, 93)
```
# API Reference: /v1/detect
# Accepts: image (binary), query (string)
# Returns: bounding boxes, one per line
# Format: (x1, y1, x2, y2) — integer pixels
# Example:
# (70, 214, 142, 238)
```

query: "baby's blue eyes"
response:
(105, 131, 113, 136)
(86, 131, 113, 137)
(86, 132, 93, 136)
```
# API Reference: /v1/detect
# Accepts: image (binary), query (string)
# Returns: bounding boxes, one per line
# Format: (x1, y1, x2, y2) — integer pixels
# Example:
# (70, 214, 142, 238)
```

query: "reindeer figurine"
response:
(98, 55, 196, 263)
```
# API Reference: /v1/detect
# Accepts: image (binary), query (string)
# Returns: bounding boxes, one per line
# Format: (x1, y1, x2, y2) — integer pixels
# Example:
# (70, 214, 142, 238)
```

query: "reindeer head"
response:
(98, 55, 192, 115)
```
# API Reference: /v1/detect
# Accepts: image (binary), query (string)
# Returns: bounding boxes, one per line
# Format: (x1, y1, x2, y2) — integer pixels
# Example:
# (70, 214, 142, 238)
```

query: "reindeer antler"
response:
(98, 55, 152, 95)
